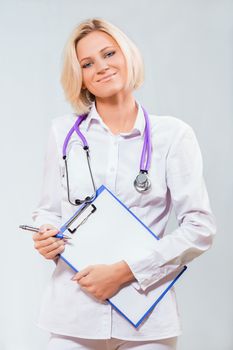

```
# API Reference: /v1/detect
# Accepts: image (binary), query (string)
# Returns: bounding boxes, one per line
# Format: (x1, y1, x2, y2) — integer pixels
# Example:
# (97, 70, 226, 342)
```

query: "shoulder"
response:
(148, 114, 199, 157)
(148, 113, 196, 142)
(48, 113, 78, 152)
(51, 113, 77, 131)
(149, 114, 192, 133)
(49, 113, 79, 141)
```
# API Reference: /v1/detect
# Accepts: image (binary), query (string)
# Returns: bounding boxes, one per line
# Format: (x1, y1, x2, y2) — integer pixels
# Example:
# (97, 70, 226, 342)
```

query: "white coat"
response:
(32, 101, 216, 340)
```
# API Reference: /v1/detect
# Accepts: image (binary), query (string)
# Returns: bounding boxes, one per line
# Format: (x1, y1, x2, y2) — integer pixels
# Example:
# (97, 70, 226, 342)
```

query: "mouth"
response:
(97, 72, 117, 83)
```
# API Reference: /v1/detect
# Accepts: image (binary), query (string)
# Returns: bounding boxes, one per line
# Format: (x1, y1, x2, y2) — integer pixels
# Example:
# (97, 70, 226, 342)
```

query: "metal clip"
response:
(66, 204, 96, 234)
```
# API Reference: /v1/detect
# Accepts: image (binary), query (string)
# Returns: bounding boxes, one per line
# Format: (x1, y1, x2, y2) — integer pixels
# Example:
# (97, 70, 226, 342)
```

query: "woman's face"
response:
(76, 30, 128, 99)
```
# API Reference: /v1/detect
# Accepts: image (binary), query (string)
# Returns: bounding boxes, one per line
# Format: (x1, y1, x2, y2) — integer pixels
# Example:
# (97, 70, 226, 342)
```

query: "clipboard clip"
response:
(66, 204, 97, 234)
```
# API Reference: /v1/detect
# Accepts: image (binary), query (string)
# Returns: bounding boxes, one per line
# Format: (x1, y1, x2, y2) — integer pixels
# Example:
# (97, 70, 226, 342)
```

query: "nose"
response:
(95, 58, 109, 75)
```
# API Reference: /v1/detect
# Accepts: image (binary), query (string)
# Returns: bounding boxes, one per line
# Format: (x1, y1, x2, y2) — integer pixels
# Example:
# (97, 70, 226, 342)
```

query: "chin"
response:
(93, 84, 126, 99)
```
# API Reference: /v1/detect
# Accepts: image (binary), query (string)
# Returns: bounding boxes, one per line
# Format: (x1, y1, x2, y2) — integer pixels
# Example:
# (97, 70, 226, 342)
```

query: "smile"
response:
(97, 72, 117, 82)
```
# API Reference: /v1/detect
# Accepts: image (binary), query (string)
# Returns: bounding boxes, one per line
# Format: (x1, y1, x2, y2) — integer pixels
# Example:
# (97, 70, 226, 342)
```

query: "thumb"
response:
(71, 266, 92, 281)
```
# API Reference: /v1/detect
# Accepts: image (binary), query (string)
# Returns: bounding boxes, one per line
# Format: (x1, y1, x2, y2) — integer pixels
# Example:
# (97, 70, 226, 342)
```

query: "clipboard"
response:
(59, 185, 187, 328)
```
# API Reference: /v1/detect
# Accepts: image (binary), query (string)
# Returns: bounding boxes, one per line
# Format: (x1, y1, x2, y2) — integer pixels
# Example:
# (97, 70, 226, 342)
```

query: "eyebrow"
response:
(80, 46, 115, 62)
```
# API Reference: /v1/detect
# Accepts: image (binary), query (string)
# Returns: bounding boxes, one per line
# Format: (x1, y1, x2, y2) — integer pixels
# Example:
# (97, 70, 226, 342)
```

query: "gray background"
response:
(0, 0, 232, 349)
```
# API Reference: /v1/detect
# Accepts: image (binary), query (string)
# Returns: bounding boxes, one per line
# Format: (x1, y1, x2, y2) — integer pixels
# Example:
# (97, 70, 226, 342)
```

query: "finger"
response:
(44, 245, 65, 260)
(72, 266, 92, 281)
(39, 239, 65, 255)
(78, 276, 91, 287)
(38, 228, 59, 238)
(39, 224, 52, 233)
(72, 272, 88, 282)
(33, 229, 59, 241)
(34, 236, 61, 249)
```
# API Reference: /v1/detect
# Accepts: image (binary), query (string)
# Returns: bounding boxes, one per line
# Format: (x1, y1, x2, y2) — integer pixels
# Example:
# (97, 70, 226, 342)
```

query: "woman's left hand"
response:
(71, 261, 135, 301)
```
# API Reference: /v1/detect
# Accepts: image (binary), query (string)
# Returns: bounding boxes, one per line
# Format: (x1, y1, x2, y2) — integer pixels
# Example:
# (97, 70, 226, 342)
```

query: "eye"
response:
(104, 50, 116, 58)
(82, 62, 92, 69)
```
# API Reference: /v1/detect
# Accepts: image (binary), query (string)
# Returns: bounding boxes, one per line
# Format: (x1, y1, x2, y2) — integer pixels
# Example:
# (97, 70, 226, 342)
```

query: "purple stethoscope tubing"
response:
(62, 106, 152, 205)
(63, 107, 151, 171)
(140, 106, 152, 172)
(62, 114, 88, 157)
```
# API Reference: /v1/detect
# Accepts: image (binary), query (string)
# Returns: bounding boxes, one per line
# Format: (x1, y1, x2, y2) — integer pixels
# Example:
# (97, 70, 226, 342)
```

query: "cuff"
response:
(124, 250, 163, 292)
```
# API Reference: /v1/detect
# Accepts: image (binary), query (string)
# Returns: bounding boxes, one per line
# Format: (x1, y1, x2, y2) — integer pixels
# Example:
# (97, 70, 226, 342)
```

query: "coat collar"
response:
(82, 101, 145, 136)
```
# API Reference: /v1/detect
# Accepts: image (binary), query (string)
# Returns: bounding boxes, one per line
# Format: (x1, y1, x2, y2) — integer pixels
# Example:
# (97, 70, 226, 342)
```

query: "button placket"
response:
(105, 135, 119, 190)
(101, 302, 112, 338)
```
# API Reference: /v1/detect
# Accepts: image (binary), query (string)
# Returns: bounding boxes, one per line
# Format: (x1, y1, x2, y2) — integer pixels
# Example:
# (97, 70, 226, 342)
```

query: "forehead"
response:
(76, 31, 118, 59)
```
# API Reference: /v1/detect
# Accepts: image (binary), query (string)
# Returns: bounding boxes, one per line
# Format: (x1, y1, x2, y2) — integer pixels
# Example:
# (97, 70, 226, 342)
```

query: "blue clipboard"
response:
(59, 185, 187, 328)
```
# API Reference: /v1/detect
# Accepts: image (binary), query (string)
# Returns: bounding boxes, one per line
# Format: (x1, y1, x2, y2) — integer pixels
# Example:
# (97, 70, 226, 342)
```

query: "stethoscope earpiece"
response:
(134, 171, 151, 192)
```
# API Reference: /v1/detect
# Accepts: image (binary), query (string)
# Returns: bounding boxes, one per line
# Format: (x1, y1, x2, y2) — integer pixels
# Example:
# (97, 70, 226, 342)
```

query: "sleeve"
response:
(32, 123, 62, 228)
(125, 124, 217, 292)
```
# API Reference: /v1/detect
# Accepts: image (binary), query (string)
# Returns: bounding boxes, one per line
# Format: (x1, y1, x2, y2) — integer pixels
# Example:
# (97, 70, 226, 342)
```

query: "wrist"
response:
(113, 260, 136, 286)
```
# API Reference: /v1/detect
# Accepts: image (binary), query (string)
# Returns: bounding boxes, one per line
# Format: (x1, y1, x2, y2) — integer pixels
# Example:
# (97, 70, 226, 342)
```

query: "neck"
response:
(95, 92, 138, 134)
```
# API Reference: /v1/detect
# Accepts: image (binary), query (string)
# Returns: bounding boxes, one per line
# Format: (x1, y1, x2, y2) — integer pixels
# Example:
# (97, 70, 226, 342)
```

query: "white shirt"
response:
(32, 101, 216, 340)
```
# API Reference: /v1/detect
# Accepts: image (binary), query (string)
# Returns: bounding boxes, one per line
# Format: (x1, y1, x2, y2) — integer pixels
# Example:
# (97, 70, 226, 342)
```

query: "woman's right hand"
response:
(33, 224, 66, 260)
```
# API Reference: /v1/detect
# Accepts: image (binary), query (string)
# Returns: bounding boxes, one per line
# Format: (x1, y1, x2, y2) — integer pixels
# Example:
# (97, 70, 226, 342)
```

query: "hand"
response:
(71, 261, 135, 301)
(33, 224, 66, 260)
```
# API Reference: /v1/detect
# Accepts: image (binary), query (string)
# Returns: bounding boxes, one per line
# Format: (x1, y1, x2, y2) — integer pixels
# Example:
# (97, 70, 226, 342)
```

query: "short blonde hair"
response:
(60, 18, 144, 114)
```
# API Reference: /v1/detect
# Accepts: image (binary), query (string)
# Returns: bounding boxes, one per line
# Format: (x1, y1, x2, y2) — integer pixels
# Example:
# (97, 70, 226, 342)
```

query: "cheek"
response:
(82, 70, 94, 89)
(114, 56, 128, 81)
(117, 53, 127, 69)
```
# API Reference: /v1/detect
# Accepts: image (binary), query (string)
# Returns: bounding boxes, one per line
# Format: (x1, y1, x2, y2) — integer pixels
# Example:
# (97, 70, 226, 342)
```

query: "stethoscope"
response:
(62, 105, 152, 206)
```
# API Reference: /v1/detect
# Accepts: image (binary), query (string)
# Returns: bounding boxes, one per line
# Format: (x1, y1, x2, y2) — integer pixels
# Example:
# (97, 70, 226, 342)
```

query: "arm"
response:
(124, 124, 217, 292)
(72, 260, 135, 301)
(32, 123, 64, 261)
(32, 123, 62, 227)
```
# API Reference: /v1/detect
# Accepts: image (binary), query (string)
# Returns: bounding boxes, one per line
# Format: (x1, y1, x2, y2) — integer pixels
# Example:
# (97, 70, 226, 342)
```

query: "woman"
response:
(32, 18, 216, 350)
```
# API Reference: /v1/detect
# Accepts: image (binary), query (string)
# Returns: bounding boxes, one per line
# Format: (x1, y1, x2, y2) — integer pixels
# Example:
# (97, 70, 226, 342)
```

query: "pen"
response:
(19, 225, 71, 240)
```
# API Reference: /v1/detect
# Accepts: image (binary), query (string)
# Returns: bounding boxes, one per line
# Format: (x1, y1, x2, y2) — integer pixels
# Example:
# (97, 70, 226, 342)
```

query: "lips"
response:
(97, 72, 117, 82)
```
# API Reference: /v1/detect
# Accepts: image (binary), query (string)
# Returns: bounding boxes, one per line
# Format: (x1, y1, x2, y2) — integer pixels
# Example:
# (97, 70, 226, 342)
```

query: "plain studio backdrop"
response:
(0, 1, 232, 349)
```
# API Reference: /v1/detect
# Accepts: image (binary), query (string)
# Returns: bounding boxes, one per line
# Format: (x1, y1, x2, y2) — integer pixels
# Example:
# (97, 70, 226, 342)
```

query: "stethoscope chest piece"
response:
(134, 171, 151, 192)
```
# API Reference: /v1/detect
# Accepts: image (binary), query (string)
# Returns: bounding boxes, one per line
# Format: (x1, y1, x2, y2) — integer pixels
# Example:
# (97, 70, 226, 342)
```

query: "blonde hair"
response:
(60, 18, 144, 114)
